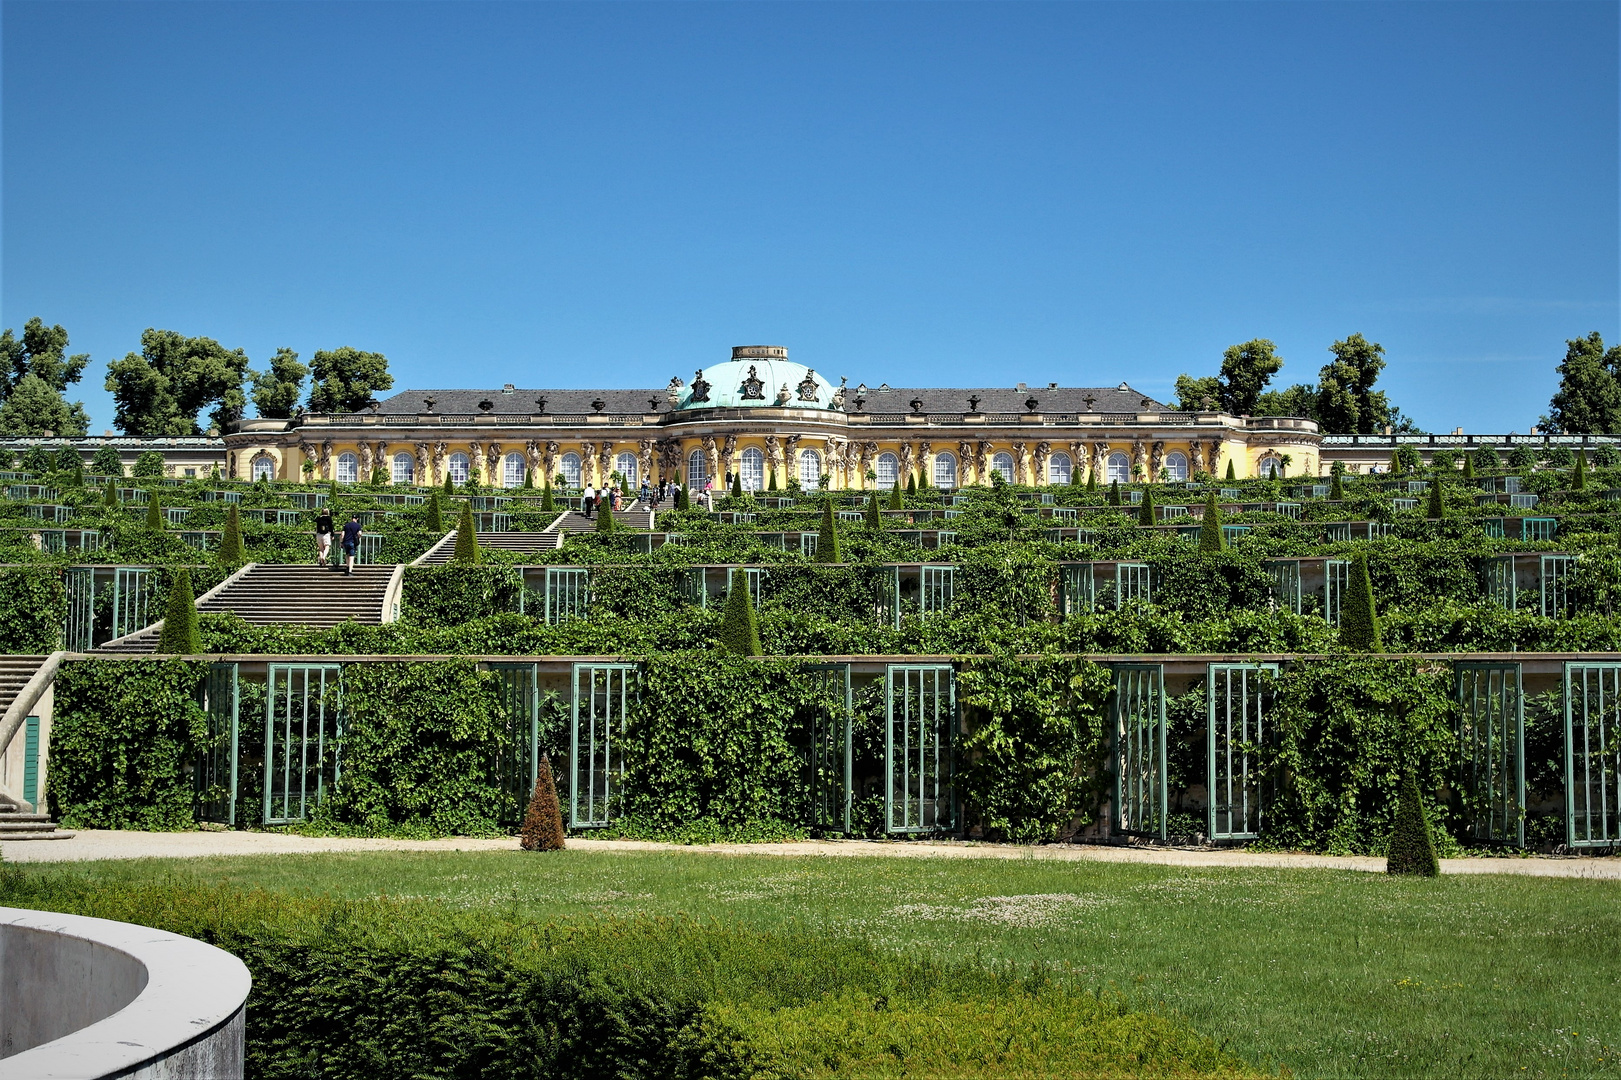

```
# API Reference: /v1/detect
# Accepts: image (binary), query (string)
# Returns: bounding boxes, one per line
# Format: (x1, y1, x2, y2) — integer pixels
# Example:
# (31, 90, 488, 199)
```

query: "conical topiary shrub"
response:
(865, 490, 882, 528)
(1425, 477, 1445, 518)
(1199, 490, 1225, 553)
(1340, 549, 1382, 651)
(443, 472, 454, 495)
(1225, 459, 1236, 481)
(719, 576, 763, 656)
(1462, 452, 1476, 480)
(523, 467, 534, 489)
(520, 755, 567, 852)
(1573, 450, 1588, 491)
(676, 484, 689, 510)
(596, 501, 615, 532)
(453, 502, 480, 564)
(1108, 480, 1121, 506)
(426, 491, 444, 534)
(906, 473, 917, 494)
(157, 567, 200, 654)
(1330, 468, 1345, 501)
(146, 497, 163, 530)
(219, 504, 246, 565)
(815, 499, 840, 563)
(541, 482, 555, 512)
(1086, 468, 1097, 493)
(1388, 448, 1402, 475)
(103, 478, 116, 508)
(1137, 483, 1156, 526)
(731, 473, 743, 498)
(768, 469, 778, 492)
(1386, 770, 1440, 876)
(888, 483, 903, 511)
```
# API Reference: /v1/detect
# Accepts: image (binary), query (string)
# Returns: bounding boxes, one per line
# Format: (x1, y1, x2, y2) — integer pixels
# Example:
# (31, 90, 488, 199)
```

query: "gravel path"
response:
(4, 830, 1618, 878)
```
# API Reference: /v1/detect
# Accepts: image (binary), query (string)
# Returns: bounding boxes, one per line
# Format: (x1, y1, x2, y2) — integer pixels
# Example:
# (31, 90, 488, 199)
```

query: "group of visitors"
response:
(313, 507, 363, 574)
(580, 478, 688, 518)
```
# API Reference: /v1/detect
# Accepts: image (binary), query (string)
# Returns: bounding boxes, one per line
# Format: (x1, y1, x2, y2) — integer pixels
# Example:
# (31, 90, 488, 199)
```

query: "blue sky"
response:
(3, 1, 1616, 434)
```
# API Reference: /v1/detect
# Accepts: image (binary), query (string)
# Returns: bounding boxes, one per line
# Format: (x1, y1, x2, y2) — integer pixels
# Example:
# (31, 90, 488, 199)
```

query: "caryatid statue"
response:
(1150, 441, 1165, 481)
(1033, 442, 1051, 485)
(1012, 442, 1029, 485)
(637, 440, 654, 488)
(432, 443, 448, 486)
(957, 440, 975, 484)
(580, 443, 597, 487)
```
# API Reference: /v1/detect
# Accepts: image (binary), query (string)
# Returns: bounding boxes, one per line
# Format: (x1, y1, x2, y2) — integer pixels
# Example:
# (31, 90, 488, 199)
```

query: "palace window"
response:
(991, 452, 1015, 484)
(559, 453, 582, 488)
(687, 449, 708, 489)
(798, 449, 822, 486)
(251, 455, 275, 482)
(1107, 452, 1131, 484)
(392, 452, 414, 484)
(1258, 455, 1283, 478)
(934, 451, 957, 489)
(740, 447, 765, 491)
(876, 452, 899, 489)
(335, 453, 358, 484)
(448, 453, 470, 485)
(1163, 452, 1189, 482)
(1048, 452, 1072, 485)
(615, 451, 639, 487)
(503, 452, 526, 488)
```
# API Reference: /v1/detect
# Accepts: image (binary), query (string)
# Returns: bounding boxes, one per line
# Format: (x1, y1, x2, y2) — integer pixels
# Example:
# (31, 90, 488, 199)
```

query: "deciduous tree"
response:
(307, 347, 394, 414)
(104, 329, 249, 435)
(251, 348, 309, 419)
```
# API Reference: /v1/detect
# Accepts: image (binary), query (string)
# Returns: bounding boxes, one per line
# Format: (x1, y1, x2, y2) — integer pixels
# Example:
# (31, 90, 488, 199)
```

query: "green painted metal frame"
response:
(1323, 558, 1350, 626)
(884, 663, 955, 834)
(1483, 555, 1517, 610)
(111, 567, 152, 640)
(1455, 662, 1524, 846)
(545, 567, 590, 624)
(1563, 662, 1621, 849)
(22, 716, 39, 808)
(919, 565, 955, 618)
(1206, 663, 1278, 841)
(806, 663, 854, 835)
(570, 662, 636, 828)
(1266, 561, 1302, 615)
(263, 663, 343, 825)
(1060, 563, 1095, 617)
(196, 662, 240, 826)
(1540, 555, 1575, 618)
(1115, 562, 1152, 610)
(728, 567, 767, 607)
(63, 567, 94, 652)
(1111, 663, 1166, 839)
(490, 662, 541, 826)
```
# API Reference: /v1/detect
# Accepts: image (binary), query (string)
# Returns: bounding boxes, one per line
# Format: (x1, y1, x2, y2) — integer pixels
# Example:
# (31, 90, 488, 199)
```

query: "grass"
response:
(18, 849, 1621, 1078)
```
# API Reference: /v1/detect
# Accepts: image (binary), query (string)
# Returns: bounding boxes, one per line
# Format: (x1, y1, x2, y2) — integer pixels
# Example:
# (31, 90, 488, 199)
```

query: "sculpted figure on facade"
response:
(414, 443, 431, 485)
(1091, 442, 1110, 482)
(720, 435, 738, 484)
(975, 441, 992, 483)
(357, 442, 374, 480)
(597, 442, 614, 485)
(823, 437, 847, 486)
(1207, 439, 1224, 477)
(656, 439, 680, 481)
(764, 435, 782, 474)
(430, 443, 447, 486)
(898, 442, 915, 485)
(857, 441, 877, 487)
(1189, 440, 1204, 474)
(486, 443, 504, 485)
(580, 442, 597, 487)
(319, 440, 333, 481)
(1033, 441, 1051, 485)
(1150, 441, 1165, 480)
(1130, 440, 1146, 478)
(637, 440, 654, 487)
(917, 441, 933, 483)
(297, 442, 317, 479)
(701, 436, 719, 487)
(957, 440, 974, 484)
(544, 441, 560, 482)
(1012, 442, 1029, 485)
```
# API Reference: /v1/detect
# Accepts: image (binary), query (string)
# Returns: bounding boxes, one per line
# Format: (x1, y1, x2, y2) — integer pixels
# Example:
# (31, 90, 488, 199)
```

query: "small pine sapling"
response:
(157, 568, 201, 654)
(1340, 549, 1382, 651)
(1386, 770, 1440, 876)
(519, 755, 567, 852)
(219, 504, 247, 565)
(1198, 490, 1225, 553)
(718, 577, 763, 656)
(452, 502, 480, 564)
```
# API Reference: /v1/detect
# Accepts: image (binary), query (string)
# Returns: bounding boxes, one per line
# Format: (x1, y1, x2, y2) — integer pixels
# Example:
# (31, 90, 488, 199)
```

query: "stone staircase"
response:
(0, 793, 71, 840)
(0, 656, 47, 717)
(97, 564, 401, 653)
(413, 503, 658, 565)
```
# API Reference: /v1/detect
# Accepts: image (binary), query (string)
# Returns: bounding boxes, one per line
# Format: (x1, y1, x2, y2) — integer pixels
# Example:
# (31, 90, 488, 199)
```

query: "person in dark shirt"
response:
(340, 514, 363, 575)
(314, 508, 335, 567)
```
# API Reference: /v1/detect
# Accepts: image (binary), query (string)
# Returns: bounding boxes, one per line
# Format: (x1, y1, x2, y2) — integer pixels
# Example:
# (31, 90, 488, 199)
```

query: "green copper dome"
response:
(674, 347, 839, 410)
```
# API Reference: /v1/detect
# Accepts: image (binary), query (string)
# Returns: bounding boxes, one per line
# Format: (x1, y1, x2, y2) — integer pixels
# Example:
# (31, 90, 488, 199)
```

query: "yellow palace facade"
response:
(223, 346, 1321, 489)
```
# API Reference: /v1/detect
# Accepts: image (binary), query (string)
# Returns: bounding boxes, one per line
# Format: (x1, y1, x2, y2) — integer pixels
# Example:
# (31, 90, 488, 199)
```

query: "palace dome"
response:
(673, 346, 838, 410)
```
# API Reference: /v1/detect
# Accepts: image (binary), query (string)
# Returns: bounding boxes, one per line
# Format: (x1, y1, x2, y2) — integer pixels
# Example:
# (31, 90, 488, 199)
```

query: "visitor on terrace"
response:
(340, 513, 362, 575)
(314, 507, 334, 566)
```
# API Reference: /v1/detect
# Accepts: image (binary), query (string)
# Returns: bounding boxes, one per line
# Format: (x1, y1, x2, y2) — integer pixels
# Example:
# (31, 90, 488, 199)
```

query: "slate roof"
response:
(374, 383, 1167, 416)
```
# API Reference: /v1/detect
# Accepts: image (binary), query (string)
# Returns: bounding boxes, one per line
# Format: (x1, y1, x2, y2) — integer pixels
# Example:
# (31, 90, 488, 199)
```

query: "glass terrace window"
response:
(991, 452, 1014, 484)
(1048, 452, 1072, 485)
(559, 453, 582, 488)
(1106, 452, 1131, 484)
(740, 447, 765, 491)
(392, 452, 414, 484)
(503, 452, 526, 488)
(799, 449, 821, 486)
(615, 452, 638, 487)
(335, 453, 358, 483)
(1163, 452, 1188, 482)
(876, 452, 899, 489)
(933, 451, 957, 489)
(687, 449, 708, 489)
(251, 456, 275, 482)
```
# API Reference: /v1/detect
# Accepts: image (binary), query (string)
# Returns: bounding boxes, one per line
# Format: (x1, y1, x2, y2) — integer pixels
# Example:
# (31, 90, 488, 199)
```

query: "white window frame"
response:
(798, 449, 822, 486)
(335, 453, 358, 484)
(991, 452, 1015, 484)
(251, 455, 275, 482)
(391, 452, 414, 484)
(1163, 452, 1189, 482)
(687, 449, 708, 489)
(615, 452, 639, 488)
(559, 453, 582, 488)
(1258, 455, 1283, 478)
(934, 452, 957, 489)
(875, 452, 899, 489)
(739, 447, 765, 491)
(448, 453, 470, 485)
(1048, 452, 1072, 486)
(503, 452, 526, 488)
(1107, 452, 1131, 484)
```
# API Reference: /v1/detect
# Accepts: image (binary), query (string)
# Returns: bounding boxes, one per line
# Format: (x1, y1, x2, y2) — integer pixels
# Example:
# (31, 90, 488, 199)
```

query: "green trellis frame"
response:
(1111, 663, 1166, 840)
(884, 663, 955, 834)
(1563, 662, 1621, 849)
(1455, 661, 1524, 846)
(1206, 662, 1277, 841)
(570, 662, 635, 829)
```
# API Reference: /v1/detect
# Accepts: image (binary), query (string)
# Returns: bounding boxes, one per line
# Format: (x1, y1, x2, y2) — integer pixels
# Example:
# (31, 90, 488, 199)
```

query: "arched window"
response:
(1163, 452, 1189, 482)
(448, 452, 470, 485)
(991, 452, 1015, 484)
(251, 455, 275, 482)
(335, 453, 358, 484)
(738, 447, 765, 491)
(798, 449, 821, 487)
(875, 452, 899, 489)
(933, 451, 957, 489)
(1258, 455, 1283, 478)
(1106, 452, 1131, 484)
(559, 453, 582, 488)
(615, 452, 639, 487)
(687, 449, 708, 489)
(503, 452, 526, 488)
(1048, 452, 1072, 486)
(392, 452, 414, 484)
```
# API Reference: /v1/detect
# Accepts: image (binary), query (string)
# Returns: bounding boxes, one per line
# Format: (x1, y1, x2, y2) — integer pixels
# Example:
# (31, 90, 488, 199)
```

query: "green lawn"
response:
(25, 850, 1621, 1079)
